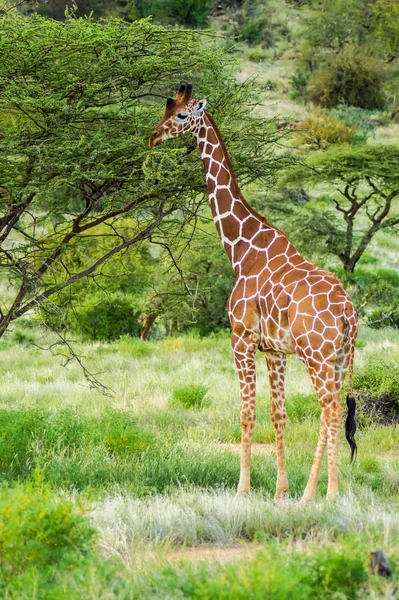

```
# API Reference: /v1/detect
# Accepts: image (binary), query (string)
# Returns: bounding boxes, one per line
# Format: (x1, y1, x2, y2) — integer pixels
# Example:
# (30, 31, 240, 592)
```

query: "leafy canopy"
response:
(280, 144, 399, 271)
(0, 11, 278, 340)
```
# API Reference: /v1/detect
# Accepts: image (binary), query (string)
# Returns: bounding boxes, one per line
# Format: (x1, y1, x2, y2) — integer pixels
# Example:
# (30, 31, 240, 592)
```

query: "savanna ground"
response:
(1, 321, 398, 598)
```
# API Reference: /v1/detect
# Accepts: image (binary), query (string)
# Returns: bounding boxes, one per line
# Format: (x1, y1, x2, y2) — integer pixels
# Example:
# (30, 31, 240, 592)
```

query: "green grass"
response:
(0, 324, 398, 596)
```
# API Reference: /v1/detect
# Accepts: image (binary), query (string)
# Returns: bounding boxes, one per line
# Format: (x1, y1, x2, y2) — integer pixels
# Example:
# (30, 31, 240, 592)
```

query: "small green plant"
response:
(169, 384, 209, 409)
(289, 70, 310, 101)
(247, 46, 267, 62)
(101, 410, 153, 456)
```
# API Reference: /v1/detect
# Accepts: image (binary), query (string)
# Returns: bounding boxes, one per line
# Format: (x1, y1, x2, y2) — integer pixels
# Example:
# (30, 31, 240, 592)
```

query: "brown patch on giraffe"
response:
(222, 214, 241, 240)
(233, 201, 251, 220)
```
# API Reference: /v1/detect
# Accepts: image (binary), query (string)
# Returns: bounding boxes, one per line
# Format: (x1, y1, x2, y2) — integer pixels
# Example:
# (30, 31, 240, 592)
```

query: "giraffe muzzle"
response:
(149, 131, 162, 147)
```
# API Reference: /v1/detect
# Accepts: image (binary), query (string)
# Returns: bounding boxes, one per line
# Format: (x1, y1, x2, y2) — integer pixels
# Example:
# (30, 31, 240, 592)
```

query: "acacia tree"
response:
(0, 11, 280, 341)
(279, 144, 399, 272)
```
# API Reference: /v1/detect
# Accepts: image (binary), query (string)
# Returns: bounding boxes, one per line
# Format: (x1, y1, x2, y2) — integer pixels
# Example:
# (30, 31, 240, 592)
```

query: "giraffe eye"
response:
(177, 112, 188, 120)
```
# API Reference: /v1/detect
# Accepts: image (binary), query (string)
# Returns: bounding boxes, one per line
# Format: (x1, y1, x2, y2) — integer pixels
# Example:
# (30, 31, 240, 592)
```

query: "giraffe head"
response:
(148, 82, 207, 147)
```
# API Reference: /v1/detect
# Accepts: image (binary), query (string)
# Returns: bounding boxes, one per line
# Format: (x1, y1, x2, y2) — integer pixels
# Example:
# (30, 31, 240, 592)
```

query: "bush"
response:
(0, 482, 95, 581)
(289, 70, 310, 102)
(101, 410, 153, 456)
(368, 305, 399, 329)
(148, 0, 213, 28)
(353, 360, 399, 424)
(332, 104, 381, 144)
(71, 292, 141, 341)
(307, 49, 386, 109)
(294, 111, 355, 150)
(247, 47, 267, 62)
(338, 267, 399, 325)
(169, 384, 209, 409)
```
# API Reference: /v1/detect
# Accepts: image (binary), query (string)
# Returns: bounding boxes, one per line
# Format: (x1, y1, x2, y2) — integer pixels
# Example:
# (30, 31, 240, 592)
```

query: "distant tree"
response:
(278, 144, 399, 272)
(373, 0, 399, 60)
(0, 11, 280, 340)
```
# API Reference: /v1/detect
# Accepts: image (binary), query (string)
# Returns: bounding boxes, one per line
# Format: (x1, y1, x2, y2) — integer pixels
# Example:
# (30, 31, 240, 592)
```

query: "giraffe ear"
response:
(193, 99, 207, 116)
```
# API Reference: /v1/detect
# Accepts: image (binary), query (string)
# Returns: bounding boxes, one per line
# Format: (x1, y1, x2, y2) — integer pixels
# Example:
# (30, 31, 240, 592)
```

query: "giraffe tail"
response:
(345, 394, 357, 463)
(344, 307, 358, 463)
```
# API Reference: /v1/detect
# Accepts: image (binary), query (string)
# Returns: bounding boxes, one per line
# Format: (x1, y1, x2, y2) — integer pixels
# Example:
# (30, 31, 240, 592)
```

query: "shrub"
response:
(289, 70, 310, 102)
(147, 0, 213, 28)
(71, 292, 141, 341)
(169, 384, 209, 409)
(100, 410, 153, 456)
(307, 49, 386, 109)
(332, 104, 381, 144)
(294, 111, 355, 150)
(0, 482, 95, 580)
(241, 17, 272, 45)
(353, 360, 399, 424)
(247, 47, 267, 62)
(368, 306, 399, 329)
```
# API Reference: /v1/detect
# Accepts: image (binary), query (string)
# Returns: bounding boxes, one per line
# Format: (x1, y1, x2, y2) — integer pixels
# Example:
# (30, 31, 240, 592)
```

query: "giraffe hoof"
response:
(300, 492, 316, 504)
(327, 489, 339, 499)
(274, 490, 289, 501)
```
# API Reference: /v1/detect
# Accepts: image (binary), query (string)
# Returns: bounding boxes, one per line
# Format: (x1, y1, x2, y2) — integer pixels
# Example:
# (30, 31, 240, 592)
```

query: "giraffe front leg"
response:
(232, 331, 257, 496)
(266, 351, 288, 500)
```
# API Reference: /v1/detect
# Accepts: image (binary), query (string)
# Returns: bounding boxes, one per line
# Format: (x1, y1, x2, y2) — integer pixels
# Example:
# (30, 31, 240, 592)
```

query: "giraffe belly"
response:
(258, 296, 295, 354)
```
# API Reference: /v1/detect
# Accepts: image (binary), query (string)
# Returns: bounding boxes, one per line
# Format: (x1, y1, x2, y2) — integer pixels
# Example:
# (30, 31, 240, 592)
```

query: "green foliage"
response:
(283, 144, 399, 189)
(332, 104, 381, 144)
(71, 292, 141, 341)
(294, 111, 355, 151)
(101, 409, 153, 455)
(0, 482, 95, 587)
(339, 267, 399, 326)
(354, 359, 399, 424)
(232, 1, 274, 47)
(169, 384, 209, 409)
(141, 543, 369, 599)
(247, 46, 267, 62)
(306, 49, 386, 109)
(373, 0, 399, 59)
(142, 0, 213, 27)
(287, 393, 320, 422)
(0, 12, 277, 340)
(289, 70, 310, 101)
(279, 144, 399, 270)
(302, 0, 373, 53)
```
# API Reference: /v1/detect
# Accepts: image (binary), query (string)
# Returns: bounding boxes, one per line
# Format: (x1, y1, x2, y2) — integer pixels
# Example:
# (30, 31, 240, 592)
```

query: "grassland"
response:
(0, 323, 398, 598)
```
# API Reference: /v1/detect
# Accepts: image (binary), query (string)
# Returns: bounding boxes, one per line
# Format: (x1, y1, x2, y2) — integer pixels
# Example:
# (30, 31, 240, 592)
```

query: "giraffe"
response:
(149, 83, 358, 501)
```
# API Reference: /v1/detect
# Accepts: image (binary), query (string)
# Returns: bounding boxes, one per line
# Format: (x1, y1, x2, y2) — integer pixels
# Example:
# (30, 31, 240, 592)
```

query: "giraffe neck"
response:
(195, 113, 274, 266)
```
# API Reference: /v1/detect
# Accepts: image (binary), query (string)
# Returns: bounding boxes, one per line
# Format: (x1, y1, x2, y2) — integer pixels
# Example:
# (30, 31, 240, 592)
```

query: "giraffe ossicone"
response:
(149, 82, 358, 501)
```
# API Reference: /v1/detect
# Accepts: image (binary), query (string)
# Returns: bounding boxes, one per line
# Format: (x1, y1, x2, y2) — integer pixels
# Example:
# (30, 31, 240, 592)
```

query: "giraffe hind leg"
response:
(302, 362, 344, 502)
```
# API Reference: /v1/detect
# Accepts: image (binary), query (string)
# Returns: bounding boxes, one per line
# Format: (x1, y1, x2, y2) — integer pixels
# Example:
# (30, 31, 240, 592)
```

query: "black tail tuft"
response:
(345, 394, 357, 463)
